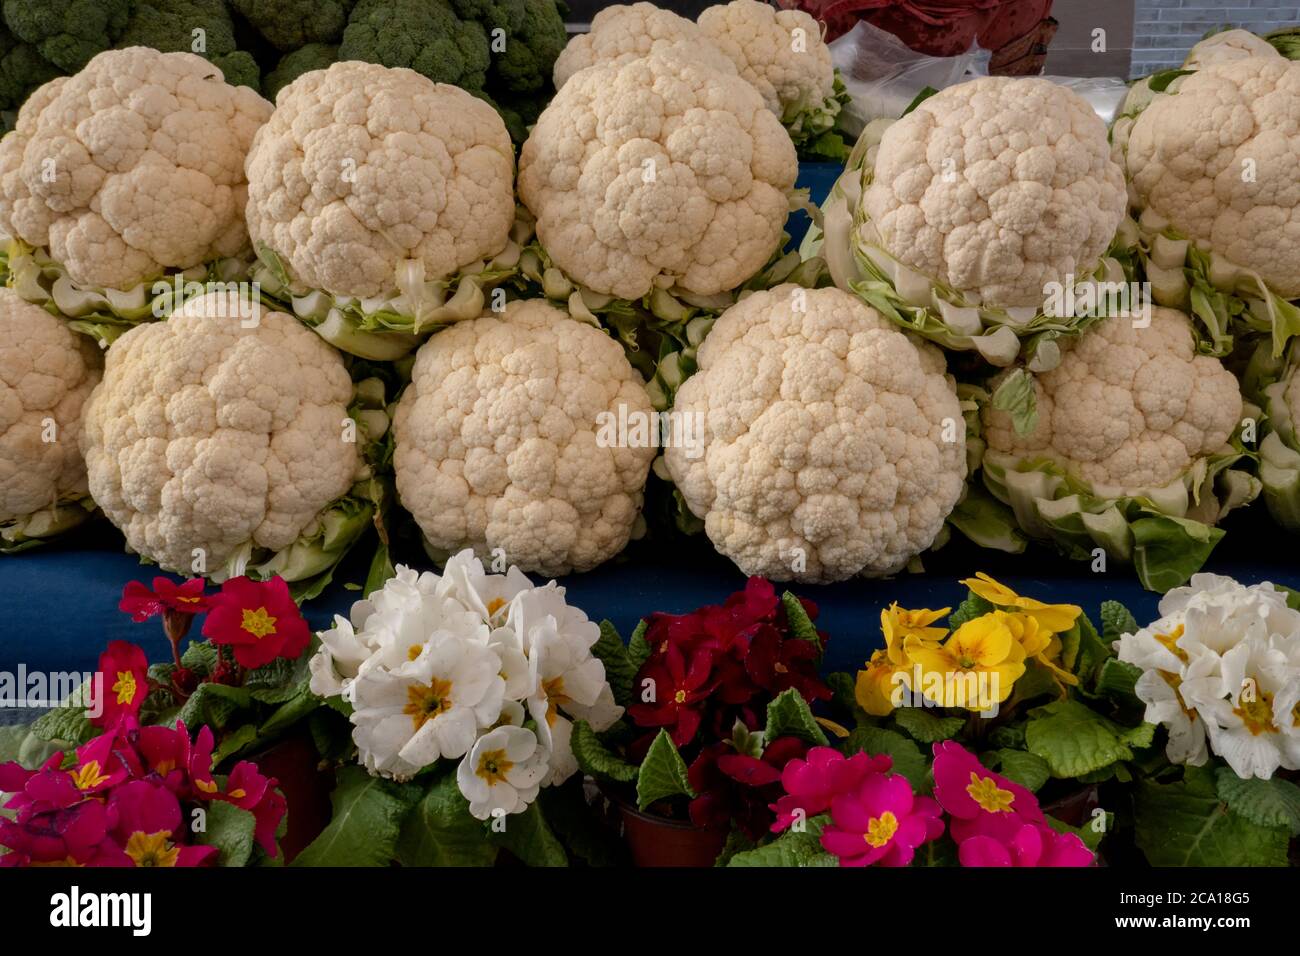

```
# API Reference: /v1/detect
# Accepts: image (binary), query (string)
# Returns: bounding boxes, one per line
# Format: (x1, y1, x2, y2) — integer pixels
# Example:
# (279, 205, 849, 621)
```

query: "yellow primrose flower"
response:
(856, 649, 906, 716)
(960, 573, 1082, 635)
(1002, 611, 1079, 690)
(905, 612, 1026, 711)
(881, 603, 950, 653)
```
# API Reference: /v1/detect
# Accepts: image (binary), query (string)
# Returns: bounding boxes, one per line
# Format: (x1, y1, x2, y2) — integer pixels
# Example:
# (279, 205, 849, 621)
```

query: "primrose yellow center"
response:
(177, 596, 202, 605)
(864, 811, 899, 848)
(405, 677, 455, 731)
(774, 662, 789, 674)
(1154, 625, 1188, 664)
(125, 831, 179, 868)
(1235, 690, 1275, 736)
(408, 644, 423, 661)
(543, 677, 567, 727)
(112, 670, 137, 706)
(674, 689, 687, 704)
(486, 597, 506, 618)
(967, 772, 1015, 813)
(69, 760, 110, 791)
(241, 607, 277, 639)
(476, 748, 514, 786)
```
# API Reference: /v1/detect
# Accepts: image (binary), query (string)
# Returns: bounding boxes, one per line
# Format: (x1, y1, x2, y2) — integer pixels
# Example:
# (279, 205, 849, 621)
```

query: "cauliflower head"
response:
(697, 0, 836, 125)
(983, 308, 1242, 497)
(1183, 29, 1282, 69)
(245, 61, 515, 301)
(80, 290, 359, 577)
(862, 77, 1126, 308)
(1125, 57, 1300, 298)
(392, 299, 656, 576)
(0, 47, 272, 292)
(665, 285, 966, 583)
(519, 49, 797, 301)
(0, 287, 100, 522)
(552, 2, 736, 88)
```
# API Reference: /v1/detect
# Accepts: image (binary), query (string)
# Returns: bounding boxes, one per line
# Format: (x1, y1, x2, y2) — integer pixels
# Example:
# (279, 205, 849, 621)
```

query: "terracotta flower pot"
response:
(248, 732, 335, 864)
(615, 800, 726, 867)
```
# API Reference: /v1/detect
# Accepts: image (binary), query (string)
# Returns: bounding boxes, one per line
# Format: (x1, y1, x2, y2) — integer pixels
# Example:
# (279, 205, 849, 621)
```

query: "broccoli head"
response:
(0, 17, 60, 114)
(340, 0, 491, 91)
(230, 0, 356, 52)
(264, 42, 337, 100)
(2, 0, 132, 71)
(469, 0, 567, 95)
(114, 0, 260, 91)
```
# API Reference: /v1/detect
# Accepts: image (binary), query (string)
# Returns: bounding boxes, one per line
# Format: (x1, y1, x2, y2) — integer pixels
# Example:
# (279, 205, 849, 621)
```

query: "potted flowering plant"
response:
(571, 577, 836, 866)
(4, 573, 336, 862)
(298, 550, 627, 866)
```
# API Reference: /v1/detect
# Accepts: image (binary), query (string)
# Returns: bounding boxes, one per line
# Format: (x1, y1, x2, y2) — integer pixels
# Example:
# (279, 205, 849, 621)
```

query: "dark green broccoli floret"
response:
(465, 0, 567, 95)
(264, 42, 337, 100)
(340, 0, 491, 91)
(230, 0, 356, 52)
(491, 89, 544, 144)
(115, 0, 260, 91)
(211, 50, 261, 91)
(0, 17, 60, 113)
(3, 0, 132, 72)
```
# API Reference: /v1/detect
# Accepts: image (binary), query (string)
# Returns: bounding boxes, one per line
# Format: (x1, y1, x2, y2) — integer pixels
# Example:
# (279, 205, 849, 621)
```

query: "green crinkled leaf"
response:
(891, 707, 964, 744)
(826, 671, 870, 728)
(571, 719, 637, 784)
(985, 749, 1051, 792)
(764, 688, 828, 746)
(1130, 512, 1224, 592)
(988, 723, 1027, 750)
(1099, 600, 1139, 643)
(176, 681, 251, 731)
(781, 592, 821, 653)
(257, 687, 321, 736)
(627, 619, 652, 677)
(726, 815, 836, 867)
(844, 726, 928, 792)
(0, 723, 61, 770)
(1057, 613, 1110, 684)
(1215, 768, 1300, 836)
(1094, 658, 1142, 702)
(488, 801, 568, 867)
(636, 729, 695, 811)
(181, 641, 218, 675)
(1134, 773, 1289, 867)
(212, 724, 260, 766)
(195, 800, 258, 867)
(1044, 813, 1108, 853)
(948, 592, 995, 629)
(1024, 699, 1155, 778)
(990, 368, 1039, 437)
(591, 620, 637, 709)
(294, 765, 423, 867)
(916, 835, 960, 866)
(31, 684, 96, 747)
(392, 770, 497, 868)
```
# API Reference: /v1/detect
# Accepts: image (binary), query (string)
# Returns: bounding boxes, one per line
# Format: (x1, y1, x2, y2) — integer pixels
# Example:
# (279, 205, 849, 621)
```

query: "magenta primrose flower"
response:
(821, 770, 945, 867)
(769, 746, 892, 833)
(932, 741, 1094, 867)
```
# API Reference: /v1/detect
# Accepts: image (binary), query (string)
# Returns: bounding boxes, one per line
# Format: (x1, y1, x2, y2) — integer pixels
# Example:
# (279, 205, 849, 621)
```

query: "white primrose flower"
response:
(351, 638, 507, 781)
(1115, 574, 1300, 778)
(457, 725, 550, 820)
(437, 549, 535, 627)
(1201, 635, 1300, 779)
(522, 605, 624, 786)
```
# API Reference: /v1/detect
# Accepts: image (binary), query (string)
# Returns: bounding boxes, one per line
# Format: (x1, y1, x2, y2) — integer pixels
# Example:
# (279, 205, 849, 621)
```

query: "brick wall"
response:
(1133, 0, 1300, 75)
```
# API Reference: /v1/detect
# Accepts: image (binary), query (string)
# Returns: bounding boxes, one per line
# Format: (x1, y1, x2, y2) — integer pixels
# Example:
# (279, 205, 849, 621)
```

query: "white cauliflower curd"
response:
(0, 48, 271, 307)
(863, 77, 1126, 309)
(980, 308, 1252, 590)
(1124, 56, 1300, 301)
(664, 285, 966, 583)
(243, 61, 518, 359)
(0, 288, 101, 547)
(697, 0, 840, 145)
(80, 290, 363, 581)
(519, 47, 797, 302)
(392, 299, 657, 576)
(552, 2, 736, 88)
